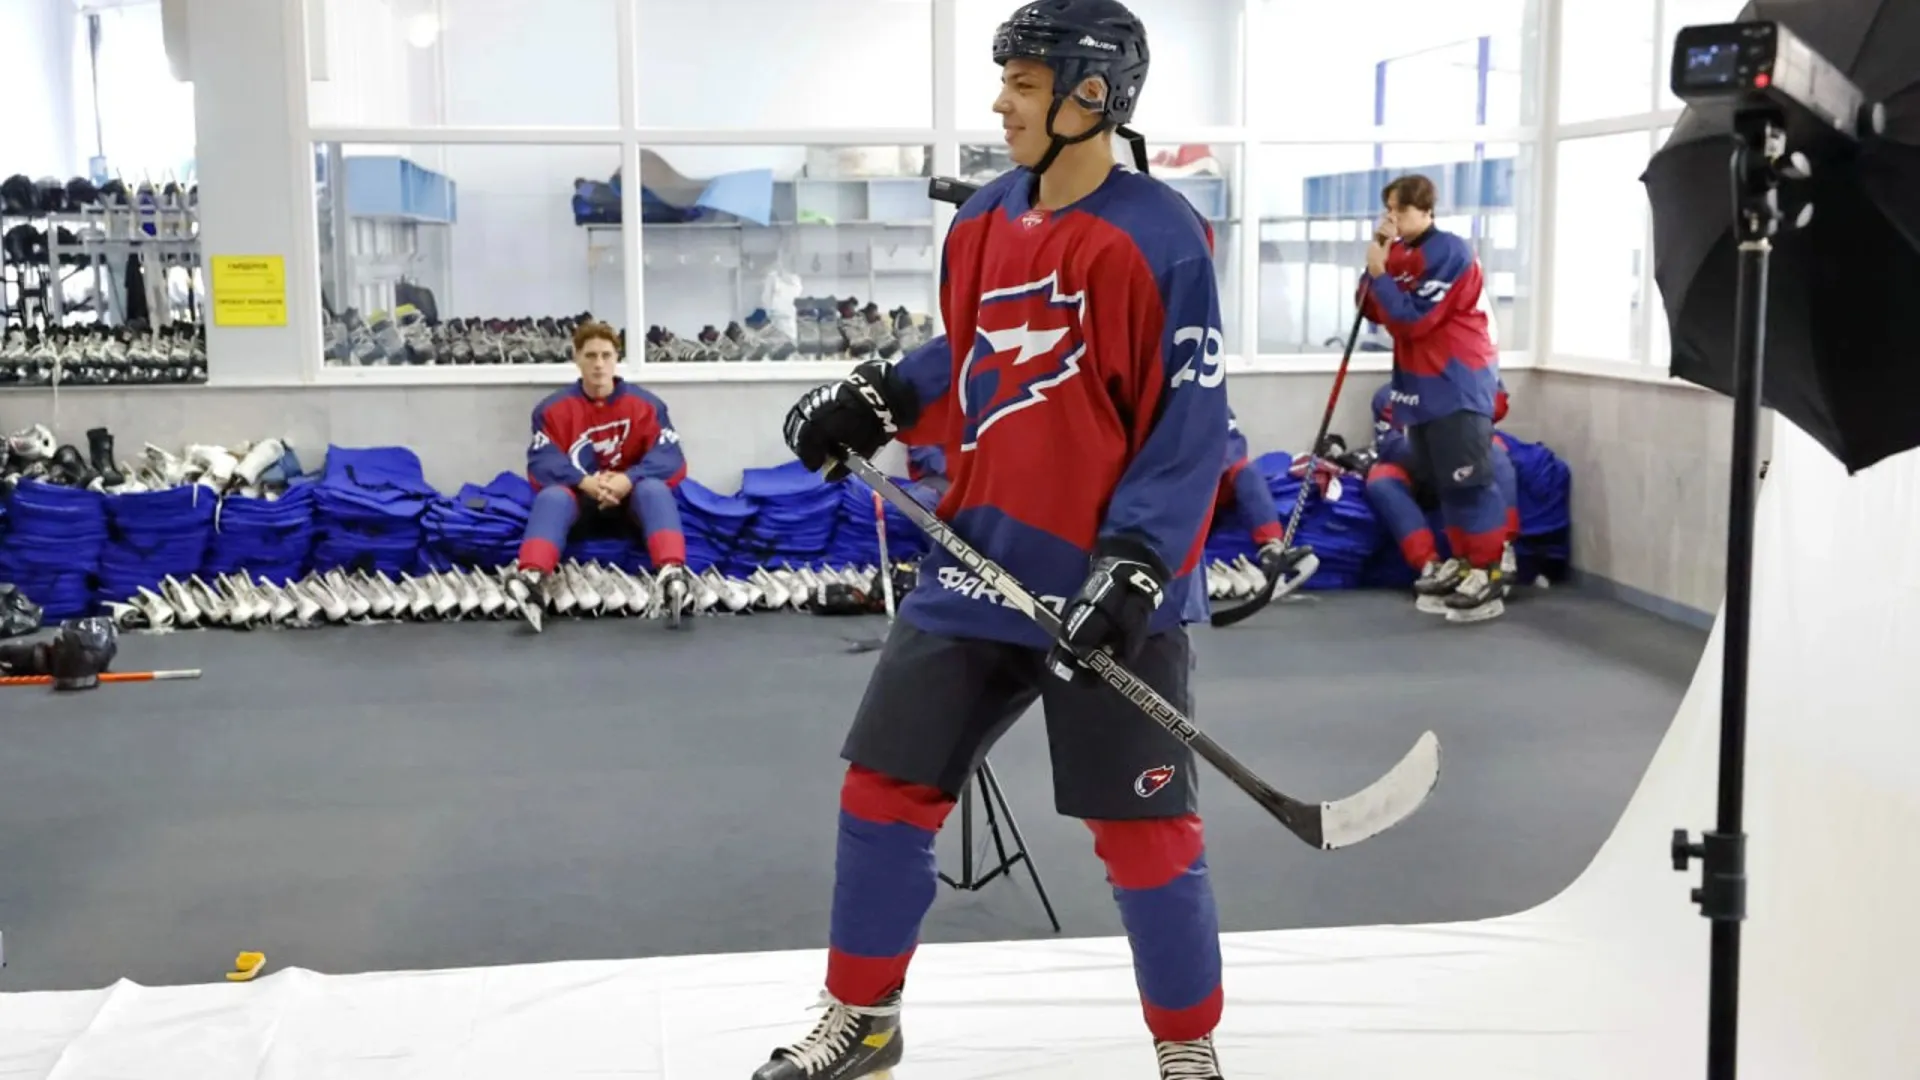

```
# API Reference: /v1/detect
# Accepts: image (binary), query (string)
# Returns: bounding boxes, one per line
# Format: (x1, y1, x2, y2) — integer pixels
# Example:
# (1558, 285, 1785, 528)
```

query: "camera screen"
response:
(1682, 42, 1741, 87)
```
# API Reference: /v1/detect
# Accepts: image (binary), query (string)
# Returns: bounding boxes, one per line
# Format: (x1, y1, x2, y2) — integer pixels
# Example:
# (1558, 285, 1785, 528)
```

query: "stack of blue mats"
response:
(204, 485, 318, 586)
(828, 473, 927, 567)
(97, 484, 215, 607)
(0, 480, 106, 618)
(311, 446, 438, 576)
(424, 472, 534, 570)
(673, 478, 757, 574)
(737, 460, 843, 569)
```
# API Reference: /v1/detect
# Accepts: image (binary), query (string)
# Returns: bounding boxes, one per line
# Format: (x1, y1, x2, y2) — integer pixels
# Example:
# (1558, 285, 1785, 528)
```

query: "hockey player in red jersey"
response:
(762, 3, 1232, 1078)
(1359, 173, 1508, 621)
(509, 321, 693, 630)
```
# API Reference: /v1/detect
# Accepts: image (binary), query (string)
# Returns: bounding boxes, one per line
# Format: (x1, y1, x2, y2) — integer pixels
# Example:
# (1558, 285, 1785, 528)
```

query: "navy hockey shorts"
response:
(840, 620, 1199, 820)
(1409, 409, 1496, 494)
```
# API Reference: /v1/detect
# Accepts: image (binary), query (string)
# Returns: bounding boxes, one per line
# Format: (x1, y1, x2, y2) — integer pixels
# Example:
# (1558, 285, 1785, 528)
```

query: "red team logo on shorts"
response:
(959, 273, 1088, 450)
(1134, 764, 1176, 798)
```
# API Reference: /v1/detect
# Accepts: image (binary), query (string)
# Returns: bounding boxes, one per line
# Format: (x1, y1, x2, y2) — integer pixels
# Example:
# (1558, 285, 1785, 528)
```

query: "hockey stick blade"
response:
(1210, 548, 1320, 628)
(839, 452, 1440, 850)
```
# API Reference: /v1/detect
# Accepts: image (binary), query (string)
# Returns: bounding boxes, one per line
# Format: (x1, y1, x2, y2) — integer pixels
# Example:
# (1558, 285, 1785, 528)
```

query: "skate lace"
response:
(779, 992, 898, 1074)
(1155, 1036, 1221, 1079)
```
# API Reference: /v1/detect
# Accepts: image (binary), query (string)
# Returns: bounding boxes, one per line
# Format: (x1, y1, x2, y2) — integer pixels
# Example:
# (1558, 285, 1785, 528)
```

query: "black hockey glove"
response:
(1048, 537, 1167, 684)
(48, 616, 118, 691)
(784, 360, 920, 481)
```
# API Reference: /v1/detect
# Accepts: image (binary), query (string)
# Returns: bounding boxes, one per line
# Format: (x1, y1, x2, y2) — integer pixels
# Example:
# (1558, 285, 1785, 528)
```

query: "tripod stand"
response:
(938, 759, 1062, 933)
(1670, 102, 1799, 1080)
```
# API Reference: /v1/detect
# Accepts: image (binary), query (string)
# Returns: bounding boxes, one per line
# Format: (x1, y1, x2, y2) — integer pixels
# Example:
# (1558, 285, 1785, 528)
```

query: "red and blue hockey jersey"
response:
(890, 166, 1228, 648)
(526, 379, 687, 491)
(1358, 226, 1501, 426)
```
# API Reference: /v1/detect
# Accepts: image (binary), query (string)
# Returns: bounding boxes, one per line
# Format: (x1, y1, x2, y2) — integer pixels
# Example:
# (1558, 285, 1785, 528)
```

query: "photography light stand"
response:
(1668, 100, 1799, 1080)
(939, 759, 1062, 933)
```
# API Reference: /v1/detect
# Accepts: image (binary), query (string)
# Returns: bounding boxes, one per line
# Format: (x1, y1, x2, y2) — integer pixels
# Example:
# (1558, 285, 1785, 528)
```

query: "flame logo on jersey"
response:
(959, 272, 1087, 451)
(569, 419, 632, 473)
(1134, 764, 1176, 798)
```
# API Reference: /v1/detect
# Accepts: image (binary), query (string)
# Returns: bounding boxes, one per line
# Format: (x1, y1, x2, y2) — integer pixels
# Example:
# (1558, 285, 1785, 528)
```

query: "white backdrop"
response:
(1, 418, 1914, 1078)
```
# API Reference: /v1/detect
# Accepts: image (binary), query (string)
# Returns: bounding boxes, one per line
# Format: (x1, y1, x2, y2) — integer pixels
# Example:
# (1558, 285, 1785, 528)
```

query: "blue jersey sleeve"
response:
(527, 398, 586, 489)
(896, 333, 956, 446)
(1101, 256, 1230, 577)
(627, 393, 687, 486)
(1368, 235, 1478, 339)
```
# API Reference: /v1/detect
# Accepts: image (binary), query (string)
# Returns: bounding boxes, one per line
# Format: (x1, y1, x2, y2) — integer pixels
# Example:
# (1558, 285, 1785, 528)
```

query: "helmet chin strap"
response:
(1029, 97, 1153, 178)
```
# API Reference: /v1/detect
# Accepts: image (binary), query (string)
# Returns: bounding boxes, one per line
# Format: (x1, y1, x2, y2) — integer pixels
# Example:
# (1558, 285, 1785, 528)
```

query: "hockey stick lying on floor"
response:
(0, 668, 202, 688)
(839, 452, 1440, 851)
(1210, 293, 1370, 629)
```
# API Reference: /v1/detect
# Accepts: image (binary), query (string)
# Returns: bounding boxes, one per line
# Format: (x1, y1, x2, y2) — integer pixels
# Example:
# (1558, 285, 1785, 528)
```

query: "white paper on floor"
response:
(2, 418, 1916, 1079)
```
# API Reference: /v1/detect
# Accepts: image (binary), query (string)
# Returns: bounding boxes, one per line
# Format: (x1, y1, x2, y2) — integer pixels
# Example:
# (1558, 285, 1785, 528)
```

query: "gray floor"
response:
(0, 585, 1704, 992)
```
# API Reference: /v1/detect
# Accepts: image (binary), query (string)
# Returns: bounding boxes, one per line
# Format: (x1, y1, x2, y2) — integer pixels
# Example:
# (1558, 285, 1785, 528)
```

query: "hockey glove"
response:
(784, 360, 920, 481)
(1048, 537, 1167, 684)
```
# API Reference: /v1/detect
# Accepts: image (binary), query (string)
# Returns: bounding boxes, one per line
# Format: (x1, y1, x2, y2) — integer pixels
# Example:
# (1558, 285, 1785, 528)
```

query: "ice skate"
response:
(1155, 1034, 1225, 1079)
(1413, 557, 1466, 614)
(546, 569, 578, 618)
(1444, 566, 1507, 623)
(473, 569, 508, 619)
(581, 564, 622, 616)
(654, 563, 693, 629)
(325, 570, 373, 620)
(428, 571, 461, 619)
(131, 586, 176, 631)
(160, 575, 201, 627)
(262, 579, 298, 624)
(617, 567, 652, 614)
(505, 569, 544, 632)
(751, 989, 903, 1080)
(1500, 542, 1518, 595)
(563, 562, 602, 615)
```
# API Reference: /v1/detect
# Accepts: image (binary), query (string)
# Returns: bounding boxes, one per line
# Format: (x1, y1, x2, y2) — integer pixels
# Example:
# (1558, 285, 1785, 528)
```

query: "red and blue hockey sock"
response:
(1365, 461, 1438, 569)
(1229, 463, 1285, 547)
(1087, 816, 1224, 1042)
(516, 484, 580, 573)
(1491, 438, 1520, 543)
(826, 764, 956, 1006)
(1440, 481, 1508, 569)
(625, 476, 688, 566)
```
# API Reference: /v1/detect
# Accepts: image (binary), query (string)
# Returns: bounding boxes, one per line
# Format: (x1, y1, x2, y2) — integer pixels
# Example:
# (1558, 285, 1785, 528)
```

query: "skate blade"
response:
(523, 605, 544, 633)
(1414, 594, 1452, 614)
(1444, 598, 1505, 624)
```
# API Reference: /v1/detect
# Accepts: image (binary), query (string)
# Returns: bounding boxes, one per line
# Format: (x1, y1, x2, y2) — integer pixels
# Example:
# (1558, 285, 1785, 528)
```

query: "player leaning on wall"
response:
(1358, 173, 1509, 622)
(763, 1, 1238, 1078)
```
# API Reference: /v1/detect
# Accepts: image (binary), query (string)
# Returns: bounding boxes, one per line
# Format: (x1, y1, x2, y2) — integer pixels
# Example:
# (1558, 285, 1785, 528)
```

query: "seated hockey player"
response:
(1359, 172, 1508, 621)
(509, 320, 692, 630)
(1365, 381, 1519, 619)
(762, 3, 1237, 1078)
(1214, 406, 1292, 570)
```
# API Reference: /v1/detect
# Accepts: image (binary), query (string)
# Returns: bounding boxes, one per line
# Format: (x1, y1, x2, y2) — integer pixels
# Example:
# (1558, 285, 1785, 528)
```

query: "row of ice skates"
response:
(1205, 556, 1273, 601)
(103, 560, 902, 633)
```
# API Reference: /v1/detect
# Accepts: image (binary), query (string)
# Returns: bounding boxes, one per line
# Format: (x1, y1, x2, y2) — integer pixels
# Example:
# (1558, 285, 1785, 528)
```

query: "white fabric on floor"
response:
(3, 418, 1916, 1079)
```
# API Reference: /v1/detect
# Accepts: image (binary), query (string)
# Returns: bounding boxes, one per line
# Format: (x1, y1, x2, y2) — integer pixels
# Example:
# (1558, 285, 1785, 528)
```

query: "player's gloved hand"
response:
(784, 360, 919, 481)
(1048, 537, 1167, 684)
(1258, 538, 1292, 575)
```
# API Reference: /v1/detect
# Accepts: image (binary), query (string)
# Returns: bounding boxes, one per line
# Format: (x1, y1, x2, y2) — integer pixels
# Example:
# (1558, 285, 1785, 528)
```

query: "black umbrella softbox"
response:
(1643, 0, 1920, 474)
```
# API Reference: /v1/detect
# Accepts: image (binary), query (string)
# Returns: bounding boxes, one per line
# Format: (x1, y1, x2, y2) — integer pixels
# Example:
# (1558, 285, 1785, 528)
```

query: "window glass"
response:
(308, 0, 620, 128)
(1557, 0, 1658, 123)
(315, 142, 627, 367)
(1255, 141, 1531, 353)
(1253, 0, 1541, 133)
(638, 144, 936, 364)
(1550, 131, 1653, 362)
(638, 0, 932, 129)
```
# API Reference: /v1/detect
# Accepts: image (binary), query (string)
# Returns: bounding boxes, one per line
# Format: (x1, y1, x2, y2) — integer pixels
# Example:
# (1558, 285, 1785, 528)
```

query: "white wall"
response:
(2, 0, 79, 177)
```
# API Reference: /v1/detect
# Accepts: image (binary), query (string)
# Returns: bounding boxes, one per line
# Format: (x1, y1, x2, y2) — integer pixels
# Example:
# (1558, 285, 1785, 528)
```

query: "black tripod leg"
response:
(938, 775, 977, 889)
(979, 762, 1061, 933)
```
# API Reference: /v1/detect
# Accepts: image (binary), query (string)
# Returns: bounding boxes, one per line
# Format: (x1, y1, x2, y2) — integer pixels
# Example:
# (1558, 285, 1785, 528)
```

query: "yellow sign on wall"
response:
(210, 255, 288, 327)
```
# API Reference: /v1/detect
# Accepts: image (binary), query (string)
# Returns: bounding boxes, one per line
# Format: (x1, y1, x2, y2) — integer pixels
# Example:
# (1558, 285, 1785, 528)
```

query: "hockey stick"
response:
(837, 451, 1440, 851)
(1210, 289, 1370, 629)
(844, 490, 896, 654)
(1, 668, 202, 688)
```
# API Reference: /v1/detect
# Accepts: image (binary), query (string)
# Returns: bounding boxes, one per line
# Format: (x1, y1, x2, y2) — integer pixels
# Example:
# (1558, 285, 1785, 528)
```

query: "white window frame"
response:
(292, 0, 1552, 386)
(1537, 0, 1718, 385)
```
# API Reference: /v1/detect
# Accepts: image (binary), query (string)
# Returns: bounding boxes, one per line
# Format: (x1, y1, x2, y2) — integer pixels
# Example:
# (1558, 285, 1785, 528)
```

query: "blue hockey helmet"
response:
(993, 0, 1151, 173)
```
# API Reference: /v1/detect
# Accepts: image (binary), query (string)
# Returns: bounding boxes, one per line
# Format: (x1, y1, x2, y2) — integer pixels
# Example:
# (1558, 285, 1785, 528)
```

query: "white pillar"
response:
(187, 0, 321, 385)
